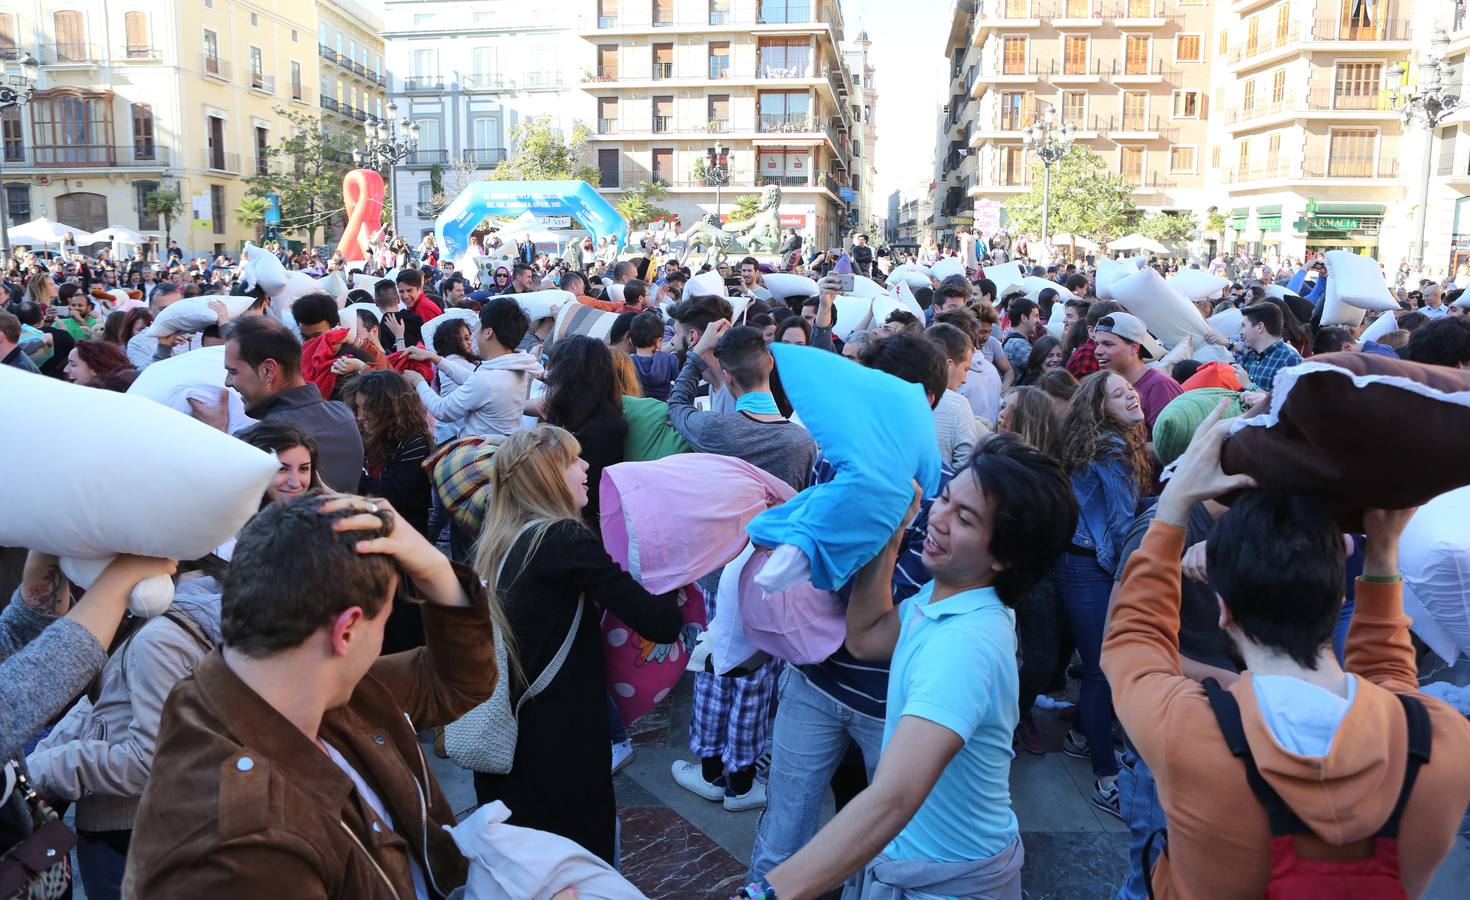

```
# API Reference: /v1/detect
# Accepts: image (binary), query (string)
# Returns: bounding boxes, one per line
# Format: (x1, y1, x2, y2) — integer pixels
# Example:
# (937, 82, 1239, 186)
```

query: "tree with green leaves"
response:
(489, 118, 600, 185)
(1137, 210, 1197, 247)
(242, 107, 358, 249)
(235, 196, 269, 242)
(1205, 210, 1227, 234)
(1002, 147, 1137, 249)
(144, 189, 183, 249)
(615, 181, 674, 228)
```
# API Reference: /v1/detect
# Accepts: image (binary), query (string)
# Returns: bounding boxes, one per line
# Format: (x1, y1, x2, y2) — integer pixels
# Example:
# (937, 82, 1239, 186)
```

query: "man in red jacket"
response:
(396, 267, 442, 322)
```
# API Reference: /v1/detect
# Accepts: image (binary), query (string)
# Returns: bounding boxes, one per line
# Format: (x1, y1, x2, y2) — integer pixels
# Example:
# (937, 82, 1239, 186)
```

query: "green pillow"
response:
(1152, 388, 1244, 467)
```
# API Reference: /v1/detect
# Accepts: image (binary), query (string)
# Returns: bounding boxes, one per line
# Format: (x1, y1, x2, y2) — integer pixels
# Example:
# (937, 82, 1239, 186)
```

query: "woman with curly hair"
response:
(1053, 369, 1150, 816)
(64, 339, 133, 388)
(339, 370, 434, 536)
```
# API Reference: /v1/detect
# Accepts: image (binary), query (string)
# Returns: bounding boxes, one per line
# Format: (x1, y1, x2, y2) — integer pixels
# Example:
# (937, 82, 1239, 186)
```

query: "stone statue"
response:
(679, 184, 784, 263)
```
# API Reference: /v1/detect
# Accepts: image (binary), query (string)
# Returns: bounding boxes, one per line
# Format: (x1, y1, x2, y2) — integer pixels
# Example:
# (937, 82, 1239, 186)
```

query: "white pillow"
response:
(2, 366, 276, 614)
(1094, 256, 1133, 300)
(1325, 250, 1397, 311)
(984, 262, 1026, 300)
(318, 271, 349, 305)
(421, 307, 480, 349)
(1045, 297, 1067, 337)
(1168, 269, 1230, 301)
(1321, 288, 1367, 328)
(605, 283, 626, 303)
(1111, 267, 1212, 348)
(127, 345, 255, 434)
(764, 273, 820, 301)
(239, 242, 287, 295)
(1147, 334, 1193, 371)
(832, 296, 873, 340)
(893, 281, 924, 319)
(145, 295, 255, 337)
(1359, 309, 1400, 344)
(1126, 255, 1149, 270)
(848, 274, 885, 300)
(1399, 486, 1470, 663)
(1207, 306, 1244, 338)
(513, 289, 571, 323)
(1021, 275, 1075, 304)
(886, 265, 933, 292)
(275, 270, 328, 307)
(928, 257, 964, 281)
(352, 272, 385, 293)
(684, 270, 727, 300)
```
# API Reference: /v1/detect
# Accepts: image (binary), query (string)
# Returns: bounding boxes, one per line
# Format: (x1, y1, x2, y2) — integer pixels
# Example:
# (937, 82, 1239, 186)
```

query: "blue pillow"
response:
(746, 344, 942, 591)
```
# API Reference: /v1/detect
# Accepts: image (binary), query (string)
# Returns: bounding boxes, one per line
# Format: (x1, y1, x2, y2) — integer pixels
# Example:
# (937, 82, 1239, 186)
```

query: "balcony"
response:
(520, 72, 563, 89)
(202, 54, 230, 80)
(416, 203, 436, 219)
(319, 44, 338, 63)
(1054, 0, 1106, 26)
(1222, 162, 1288, 184)
(582, 2, 841, 33)
(1303, 90, 1394, 114)
(1109, 58, 1178, 84)
(1103, 114, 1176, 140)
(1107, 0, 1171, 26)
(1121, 171, 1176, 191)
(321, 95, 340, 112)
(598, 117, 619, 134)
(462, 73, 504, 90)
(973, 59, 1044, 89)
(465, 148, 506, 166)
(974, 0, 1046, 43)
(1228, 24, 1301, 69)
(1311, 18, 1410, 43)
(652, 115, 673, 133)
(24, 145, 172, 168)
(250, 73, 275, 93)
(203, 150, 242, 174)
(1047, 58, 1108, 83)
(122, 44, 160, 61)
(41, 42, 100, 65)
(404, 150, 449, 167)
(652, 62, 674, 80)
(1226, 94, 1295, 129)
(1301, 156, 1399, 180)
(403, 75, 444, 91)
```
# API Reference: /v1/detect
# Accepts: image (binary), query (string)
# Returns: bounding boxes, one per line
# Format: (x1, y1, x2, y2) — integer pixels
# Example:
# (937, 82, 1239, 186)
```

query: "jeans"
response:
(1056, 551, 1119, 778)
(1332, 598, 1356, 666)
(749, 667, 886, 880)
(608, 693, 629, 744)
(76, 830, 130, 900)
(1115, 748, 1167, 900)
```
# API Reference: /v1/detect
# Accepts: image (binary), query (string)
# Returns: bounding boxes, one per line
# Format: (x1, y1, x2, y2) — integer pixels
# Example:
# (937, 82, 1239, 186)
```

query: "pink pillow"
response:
(602, 584, 705, 725)
(738, 549, 845, 665)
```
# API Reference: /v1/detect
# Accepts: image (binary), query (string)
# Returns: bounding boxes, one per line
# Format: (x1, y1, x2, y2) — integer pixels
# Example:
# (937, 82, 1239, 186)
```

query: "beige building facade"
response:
(315, 0, 386, 140)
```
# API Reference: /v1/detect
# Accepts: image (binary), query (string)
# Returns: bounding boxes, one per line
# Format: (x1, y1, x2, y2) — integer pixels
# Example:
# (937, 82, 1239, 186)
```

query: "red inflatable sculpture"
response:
(335, 168, 385, 262)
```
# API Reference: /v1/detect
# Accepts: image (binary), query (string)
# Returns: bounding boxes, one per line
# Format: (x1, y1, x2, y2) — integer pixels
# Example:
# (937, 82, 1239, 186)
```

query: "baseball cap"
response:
(1096, 312, 1165, 361)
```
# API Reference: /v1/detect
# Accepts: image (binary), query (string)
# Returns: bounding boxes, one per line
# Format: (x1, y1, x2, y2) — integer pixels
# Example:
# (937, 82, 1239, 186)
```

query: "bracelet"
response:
(1360, 574, 1402, 583)
(733, 879, 778, 900)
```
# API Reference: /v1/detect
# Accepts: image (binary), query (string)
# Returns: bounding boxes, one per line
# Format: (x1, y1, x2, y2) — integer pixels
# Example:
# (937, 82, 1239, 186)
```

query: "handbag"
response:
(445, 522, 585, 775)
(0, 763, 75, 900)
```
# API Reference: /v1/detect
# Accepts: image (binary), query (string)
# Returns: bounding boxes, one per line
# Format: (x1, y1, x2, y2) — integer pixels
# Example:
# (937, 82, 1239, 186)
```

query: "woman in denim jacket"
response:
(1056, 371, 1152, 818)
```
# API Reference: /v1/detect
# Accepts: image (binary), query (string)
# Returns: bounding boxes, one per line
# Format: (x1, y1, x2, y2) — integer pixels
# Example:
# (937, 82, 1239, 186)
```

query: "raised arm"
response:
(844, 486, 919, 662)
(1343, 508, 1420, 694)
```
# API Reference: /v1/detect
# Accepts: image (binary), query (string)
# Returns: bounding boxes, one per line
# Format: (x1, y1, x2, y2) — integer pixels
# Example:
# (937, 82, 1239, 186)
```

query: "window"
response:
(416, 118, 441, 151)
(1063, 35, 1088, 75)
(0, 13, 16, 56)
(1243, 79, 1255, 113)
(53, 11, 86, 61)
(335, 31, 343, 55)
(1211, 146, 1220, 169)
(1334, 62, 1382, 110)
(1122, 91, 1147, 129)
(758, 90, 810, 130)
(417, 182, 433, 216)
(708, 94, 730, 130)
(4, 183, 29, 225)
(292, 30, 298, 43)
(1, 107, 21, 161)
(710, 0, 732, 25)
(1267, 133, 1281, 170)
(471, 115, 499, 150)
(598, 148, 620, 186)
(1175, 34, 1201, 62)
(652, 148, 673, 183)
(1237, 140, 1250, 175)
(1124, 35, 1149, 74)
(132, 102, 155, 158)
(255, 126, 269, 174)
(652, 96, 673, 132)
(124, 12, 149, 57)
(1126, 0, 1154, 15)
(1169, 146, 1196, 173)
(653, 0, 673, 26)
(653, 43, 674, 80)
(412, 49, 437, 80)
(1061, 91, 1087, 126)
(709, 41, 730, 78)
(759, 148, 808, 185)
(1329, 127, 1377, 176)
(207, 114, 225, 169)
(133, 180, 158, 229)
(597, 45, 618, 79)
(203, 29, 220, 75)
(1218, 30, 1227, 55)
(1245, 16, 1258, 54)
(1172, 90, 1200, 118)
(210, 185, 225, 234)
(30, 90, 116, 164)
(1271, 70, 1286, 105)
(598, 0, 618, 29)
(759, 38, 811, 78)
(1000, 91, 1030, 130)
(1065, 0, 1091, 16)
(1002, 37, 1026, 75)
(760, 0, 811, 24)
(998, 146, 1024, 185)
(250, 46, 265, 89)
(598, 97, 619, 133)
(1276, 4, 1290, 42)
(1120, 146, 1145, 184)
(472, 47, 497, 84)
(413, 14, 433, 25)
(1340, 0, 1380, 39)
(291, 61, 303, 100)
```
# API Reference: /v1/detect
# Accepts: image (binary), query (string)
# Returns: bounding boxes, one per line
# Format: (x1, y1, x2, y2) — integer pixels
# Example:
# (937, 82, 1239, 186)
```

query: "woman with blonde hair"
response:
(469, 425, 682, 865)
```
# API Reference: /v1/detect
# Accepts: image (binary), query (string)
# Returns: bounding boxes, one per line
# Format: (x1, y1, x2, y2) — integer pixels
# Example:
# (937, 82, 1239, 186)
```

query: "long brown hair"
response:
(1057, 370, 1151, 490)
(339, 370, 435, 467)
(999, 386, 1060, 457)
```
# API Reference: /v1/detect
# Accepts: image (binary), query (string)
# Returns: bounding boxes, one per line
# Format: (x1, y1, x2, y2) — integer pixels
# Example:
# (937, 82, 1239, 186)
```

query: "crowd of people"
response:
(3, 224, 1470, 900)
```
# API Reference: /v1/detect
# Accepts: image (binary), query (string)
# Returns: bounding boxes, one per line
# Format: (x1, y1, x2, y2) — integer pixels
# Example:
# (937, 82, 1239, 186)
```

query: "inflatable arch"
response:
(433, 180, 628, 259)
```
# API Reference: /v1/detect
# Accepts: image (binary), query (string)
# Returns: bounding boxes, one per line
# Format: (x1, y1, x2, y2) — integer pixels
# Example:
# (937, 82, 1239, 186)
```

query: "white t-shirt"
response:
(321, 741, 431, 900)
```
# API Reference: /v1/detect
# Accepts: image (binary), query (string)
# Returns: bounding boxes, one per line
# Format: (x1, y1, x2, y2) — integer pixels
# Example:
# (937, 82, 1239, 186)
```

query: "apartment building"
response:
(316, 0, 387, 139)
(383, 0, 585, 239)
(1430, 5, 1470, 274)
(579, 0, 860, 250)
(844, 31, 881, 238)
(0, 0, 321, 256)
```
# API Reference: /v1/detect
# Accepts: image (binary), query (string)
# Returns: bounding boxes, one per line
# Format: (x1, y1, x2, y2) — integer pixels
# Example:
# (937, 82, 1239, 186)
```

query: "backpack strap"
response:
(1202, 677, 1309, 837)
(1376, 693, 1433, 840)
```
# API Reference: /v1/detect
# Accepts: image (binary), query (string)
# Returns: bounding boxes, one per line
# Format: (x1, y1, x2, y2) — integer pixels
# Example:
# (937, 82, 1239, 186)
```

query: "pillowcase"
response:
(1111, 267, 1213, 348)
(514, 289, 572, 322)
(928, 257, 964, 281)
(832, 296, 873, 340)
(1358, 308, 1400, 345)
(1398, 487, 1470, 665)
(420, 307, 481, 349)
(984, 261, 1026, 300)
(764, 273, 820, 301)
(1152, 387, 1245, 466)
(1321, 284, 1367, 328)
(849, 274, 885, 300)
(339, 302, 381, 340)
(1021, 275, 1075, 304)
(1325, 249, 1398, 311)
(318, 271, 349, 305)
(1222, 351, 1470, 529)
(1094, 256, 1134, 300)
(1180, 361, 1243, 392)
(127, 345, 254, 434)
(424, 436, 498, 534)
(145, 295, 255, 337)
(238, 241, 288, 295)
(886, 265, 933, 292)
(602, 585, 705, 724)
(1168, 269, 1230, 301)
(738, 550, 844, 665)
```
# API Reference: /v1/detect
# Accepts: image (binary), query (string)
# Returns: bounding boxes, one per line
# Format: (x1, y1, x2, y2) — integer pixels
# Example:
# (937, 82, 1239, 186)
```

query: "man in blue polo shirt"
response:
(744, 436, 1079, 900)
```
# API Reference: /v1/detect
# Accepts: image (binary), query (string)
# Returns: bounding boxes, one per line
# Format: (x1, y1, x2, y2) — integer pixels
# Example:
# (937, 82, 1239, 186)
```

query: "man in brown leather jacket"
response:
(123, 493, 497, 899)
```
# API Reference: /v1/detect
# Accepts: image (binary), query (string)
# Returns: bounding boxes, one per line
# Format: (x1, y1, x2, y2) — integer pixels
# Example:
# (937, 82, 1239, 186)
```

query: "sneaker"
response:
(1062, 729, 1090, 760)
(670, 760, 726, 802)
(723, 779, 767, 812)
(1092, 779, 1122, 820)
(611, 739, 635, 775)
(1014, 719, 1052, 756)
(753, 749, 772, 777)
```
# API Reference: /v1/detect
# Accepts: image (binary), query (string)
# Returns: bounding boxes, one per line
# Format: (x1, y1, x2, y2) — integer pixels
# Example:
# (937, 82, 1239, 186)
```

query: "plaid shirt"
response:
(1065, 339, 1100, 379)
(1236, 339, 1302, 392)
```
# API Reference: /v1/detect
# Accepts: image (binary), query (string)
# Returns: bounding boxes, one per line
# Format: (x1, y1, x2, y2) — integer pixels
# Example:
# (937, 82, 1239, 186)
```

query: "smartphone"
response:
(835, 273, 855, 293)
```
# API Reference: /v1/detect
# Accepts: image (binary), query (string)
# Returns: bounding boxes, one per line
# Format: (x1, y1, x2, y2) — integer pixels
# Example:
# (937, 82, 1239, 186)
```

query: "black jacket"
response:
(247, 384, 364, 493)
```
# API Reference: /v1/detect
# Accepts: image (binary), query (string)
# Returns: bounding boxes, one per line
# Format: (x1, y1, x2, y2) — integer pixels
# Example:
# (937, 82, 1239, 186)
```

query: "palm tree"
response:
(144, 190, 184, 250)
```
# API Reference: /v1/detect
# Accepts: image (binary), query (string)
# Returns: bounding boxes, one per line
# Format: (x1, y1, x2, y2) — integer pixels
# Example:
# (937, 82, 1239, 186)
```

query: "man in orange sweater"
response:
(1102, 403, 1470, 899)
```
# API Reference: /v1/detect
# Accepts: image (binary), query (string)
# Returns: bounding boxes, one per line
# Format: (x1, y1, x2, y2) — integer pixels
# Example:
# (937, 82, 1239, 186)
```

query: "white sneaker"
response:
(670, 760, 725, 801)
(611, 739, 635, 774)
(723, 779, 767, 812)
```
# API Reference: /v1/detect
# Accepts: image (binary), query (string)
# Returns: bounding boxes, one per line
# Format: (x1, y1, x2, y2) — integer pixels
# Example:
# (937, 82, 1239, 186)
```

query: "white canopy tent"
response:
(1108, 233, 1170, 254)
(90, 226, 151, 246)
(7, 217, 94, 248)
(1049, 232, 1100, 252)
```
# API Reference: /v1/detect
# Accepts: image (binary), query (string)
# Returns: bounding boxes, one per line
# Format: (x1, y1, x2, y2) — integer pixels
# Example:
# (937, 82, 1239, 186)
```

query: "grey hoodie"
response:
(414, 350, 544, 440)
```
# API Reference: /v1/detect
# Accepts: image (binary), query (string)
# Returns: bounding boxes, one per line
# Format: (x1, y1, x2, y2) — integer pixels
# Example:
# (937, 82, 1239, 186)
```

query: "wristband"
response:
(1360, 574, 1402, 583)
(733, 879, 778, 900)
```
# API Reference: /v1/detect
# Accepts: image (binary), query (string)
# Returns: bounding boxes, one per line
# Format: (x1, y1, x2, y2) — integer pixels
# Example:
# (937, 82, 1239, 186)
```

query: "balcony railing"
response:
(25, 145, 172, 167)
(1311, 18, 1409, 42)
(1223, 162, 1288, 184)
(652, 115, 672, 132)
(1226, 94, 1294, 124)
(1305, 90, 1390, 112)
(462, 73, 503, 89)
(321, 96, 340, 112)
(203, 150, 242, 173)
(984, 0, 1046, 19)
(520, 72, 563, 89)
(42, 42, 100, 64)
(465, 148, 507, 166)
(123, 44, 160, 60)
(405, 150, 449, 166)
(1103, 114, 1176, 138)
(1228, 24, 1301, 64)
(653, 62, 674, 79)
(599, 117, 619, 133)
(202, 54, 230, 79)
(1108, 0, 1168, 18)
(319, 44, 338, 63)
(1302, 155, 1400, 179)
(1047, 58, 1108, 77)
(1111, 58, 1176, 79)
(404, 75, 444, 91)
(1058, 0, 1102, 18)
(590, 67, 620, 82)
(585, 2, 839, 30)
(250, 73, 275, 93)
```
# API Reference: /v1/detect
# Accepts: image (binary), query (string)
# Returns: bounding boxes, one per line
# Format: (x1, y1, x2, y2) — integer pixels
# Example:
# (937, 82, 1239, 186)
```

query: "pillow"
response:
(928, 257, 964, 281)
(747, 344, 942, 591)
(351, 272, 384, 293)
(0, 366, 277, 614)
(1021, 275, 1075, 304)
(1180, 361, 1242, 392)
(764, 273, 820, 301)
(831, 296, 874, 340)
(1325, 249, 1397, 311)
(318, 271, 349, 305)
(886, 265, 933, 292)
(1152, 387, 1245, 466)
(424, 436, 497, 533)
(985, 262, 1026, 300)
(1168, 269, 1230, 301)
(421, 307, 481, 349)
(339, 302, 381, 340)
(514, 289, 571, 323)
(1094, 256, 1134, 300)
(684, 270, 727, 300)
(706, 542, 767, 675)
(738, 549, 844, 665)
(1044, 294, 1067, 337)
(238, 241, 288, 295)
(145, 295, 255, 337)
(599, 453, 794, 595)
(849, 274, 885, 300)
(1147, 334, 1193, 372)
(1207, 306, 1244, 339)
(605, 283, 625, 303)
(1222, 352, 1470, 529)
(274, 270, 327, 307)
(1321, 283, 1367, 328)
(602, 585, 705, 724)
(1398, 487, 1470, 664)
(127, 345, 254, 434)
(549, 301, 619, 351)
(1358, 308, 1400, 345)
(448, 800, 646, 900)
(1111, 267, 1213, 348)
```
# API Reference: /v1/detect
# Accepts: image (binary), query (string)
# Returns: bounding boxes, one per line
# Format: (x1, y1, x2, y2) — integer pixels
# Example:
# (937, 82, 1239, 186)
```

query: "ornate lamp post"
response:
(0, 54, 39, 263)
(1022, 107, 1076, 249)
(1387, 31, 1458, 270)
(706, 141, 731, 221)
(352, 100, 418, 228)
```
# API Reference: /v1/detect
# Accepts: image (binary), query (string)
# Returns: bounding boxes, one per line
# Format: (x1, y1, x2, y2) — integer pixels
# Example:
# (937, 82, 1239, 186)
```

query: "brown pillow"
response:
(1221, 351, 1470, 530)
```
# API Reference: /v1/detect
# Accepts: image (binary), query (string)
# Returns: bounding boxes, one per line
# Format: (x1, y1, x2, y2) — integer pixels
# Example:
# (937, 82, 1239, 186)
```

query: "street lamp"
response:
(1022, 107, 1076, 249)
(1387, 30, 1459, 270)
(0, 53, 39, 264)
(352, 100, 419, 228)
(706, 141, 730, 221)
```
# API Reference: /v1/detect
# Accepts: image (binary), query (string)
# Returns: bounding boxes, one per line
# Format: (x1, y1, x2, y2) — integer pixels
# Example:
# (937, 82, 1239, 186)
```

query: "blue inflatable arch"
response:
(434, 180, 628, 259)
